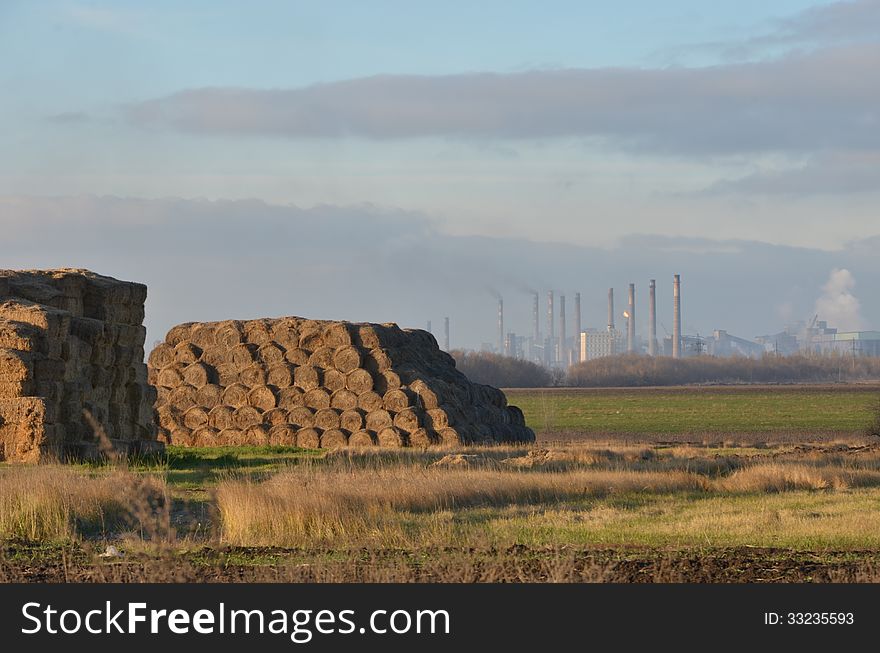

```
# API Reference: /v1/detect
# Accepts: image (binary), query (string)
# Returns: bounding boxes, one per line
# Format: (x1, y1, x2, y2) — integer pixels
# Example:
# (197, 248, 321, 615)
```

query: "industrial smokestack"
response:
(532, 292, 540, 344)
(547, 291, 555, 364)
(497, 297, 504, 354)
(627, 283, 635, 353)
(574, 292, 582, 363)
(607, 288, 615, 332)
(648, 279, 657, 356)
(444, 317, 450, 351)
(672, 274, 681, 359)
(427, 320, 432, 334)
(559, 294, 566, 364)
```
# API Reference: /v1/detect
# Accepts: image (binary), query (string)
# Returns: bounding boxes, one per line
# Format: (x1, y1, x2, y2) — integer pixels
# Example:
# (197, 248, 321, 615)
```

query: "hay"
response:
(345, 368, 373, 395)
(314, 407, 341, 431)
(296, 427, 320, 449)
(357, 391, 383, 413)
(287, 406, 315, 429)
(308, 346, 334, 369)
(190, 324, 217, 350)
(323, 322, 353, 347)
(322, 368, 346, 393)
(221, 383, 250, 409)
(319, 428, 347, 449)
(268, 424, 296, 446)
(266, 363, 294, 388)
(365, 409, 393, 432)
(293, 365, 320, 391)
(239, 364, 268, 388)
(348, 430, 376, 447)
(173, 342, 202, 365)
(257, 343, 285, 365)
(183, 362, 210, 389)
(339, 409, 364, 433)
(304, 388, 331, 410)
(229, 343, 258, 372)
(208, 405, 235, 431)
(377, 426, 404, 448)
(330, 388, 358, 411)
(195, 383, 223, 410)
(244, 424, 269, 445)
(382, 389, 412, 412)
(148, 343, 176, 369)
(247, 385, 277, 411)
(233, 405, 262, 429)
(332, 345, 361, 373)
(284, 348, 311, 366)
(262, 407, 289, 427)
(392, 407, 421, 434)
(183, 406, 209, 430)
(244, 320, 272, 346)
(277, 386, 305, 410)
(156, 365, 184, 388)
(374, 370, 401, 394)
(192, 426, 219, 446)
(215, 320, 244, 348)
(165, 323, 195, 347)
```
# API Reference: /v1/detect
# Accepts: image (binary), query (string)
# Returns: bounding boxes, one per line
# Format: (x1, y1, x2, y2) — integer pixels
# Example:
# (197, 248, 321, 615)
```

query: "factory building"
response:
(580, 329, 626, 361)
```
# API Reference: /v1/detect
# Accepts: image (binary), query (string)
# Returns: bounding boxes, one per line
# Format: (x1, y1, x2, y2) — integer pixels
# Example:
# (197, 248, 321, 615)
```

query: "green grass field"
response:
(506, 385, 880, 437)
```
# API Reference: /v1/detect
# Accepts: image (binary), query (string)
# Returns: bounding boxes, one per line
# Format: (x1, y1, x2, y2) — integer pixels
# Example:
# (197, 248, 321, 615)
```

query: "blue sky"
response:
(1, 1, 878, 346)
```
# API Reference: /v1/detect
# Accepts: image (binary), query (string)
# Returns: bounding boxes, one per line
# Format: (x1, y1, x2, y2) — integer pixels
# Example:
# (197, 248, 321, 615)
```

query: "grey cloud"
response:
(45, 111, 91, 124)
(124, 44, 880, 156)
(703, 152, 880, 196)
(2, 196, 879, 348)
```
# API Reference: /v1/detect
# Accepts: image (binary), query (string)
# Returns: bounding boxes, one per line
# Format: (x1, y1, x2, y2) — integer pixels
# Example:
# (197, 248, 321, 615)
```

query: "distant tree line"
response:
(451, 351, 880, 388)
(450, 350, 555, 388)
(566, 353, 880, 387)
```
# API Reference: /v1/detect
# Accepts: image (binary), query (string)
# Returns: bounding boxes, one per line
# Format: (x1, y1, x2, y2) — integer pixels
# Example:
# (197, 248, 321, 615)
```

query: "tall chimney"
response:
(672, 274, 682, 358)
(532, 292, 540, 343)
(444, 317, 450, 351)
(559, 294, 566, 364)
(648, 279, 657, 356)
(607, 288, 615, 332)
(574, 292, 581, 348)
(547, 291, 555, 363)
(426, 320, 432, 334)
(497, 297, 504, 354)
(627, 283, 635, 353)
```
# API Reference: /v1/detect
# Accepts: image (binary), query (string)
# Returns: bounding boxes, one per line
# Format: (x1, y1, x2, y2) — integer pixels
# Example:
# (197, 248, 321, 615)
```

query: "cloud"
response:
(45, 111, 91, 124)
(124, 43, 880, 156)
(702, 151, 880, 196)
(2, 196, 879, 347)
(815, 268, 865, 331)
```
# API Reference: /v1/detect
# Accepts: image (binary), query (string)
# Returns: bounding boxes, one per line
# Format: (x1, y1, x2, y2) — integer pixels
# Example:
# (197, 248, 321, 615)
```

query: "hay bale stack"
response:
(149, 317, 534, 448)
(0, 269, 158, 461)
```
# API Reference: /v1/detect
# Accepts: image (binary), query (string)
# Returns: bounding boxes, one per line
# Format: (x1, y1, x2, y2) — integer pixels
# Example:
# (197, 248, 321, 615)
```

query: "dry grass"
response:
(0, 465, 169, 543)
(216, 464, 708, 547)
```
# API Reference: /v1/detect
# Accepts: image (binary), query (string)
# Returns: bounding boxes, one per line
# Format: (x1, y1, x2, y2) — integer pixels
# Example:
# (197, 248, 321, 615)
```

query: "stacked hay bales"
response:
(0, 269, 158, 462)
(150, 318, 534, 448)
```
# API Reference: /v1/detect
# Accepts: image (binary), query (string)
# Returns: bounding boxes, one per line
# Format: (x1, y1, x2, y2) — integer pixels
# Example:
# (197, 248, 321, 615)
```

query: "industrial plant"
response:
(441, 274, 880, 367)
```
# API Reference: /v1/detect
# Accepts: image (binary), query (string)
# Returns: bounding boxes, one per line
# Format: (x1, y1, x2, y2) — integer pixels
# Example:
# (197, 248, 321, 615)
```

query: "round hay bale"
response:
(215, 363, 240, 387)
(409, 379, 440, 410)
(345, 368, 373, 395)
(239, 364, 268, 388)
(244, 424, 270, 445)
(323, 368, 347, 393)
(155, 404, 180, 431)
(156, 365, 185, 388)
(183, 362, 211, 389)
(277, 386, 305, 410)
(229, 343, 258, 372)
(296, 427, 321, 449)
(373, 370, 401, 394)
(314, 407, 341, 431)
(168, 386, 197, 412)
(148, 367, 159, 386)
(221, 383, 250, 408)
(233, 405, 262, 429)
(165, 323, 195, 347)
(190, 324, 217, 349)
(365, 409, 393, 432)
(200, 346, 227, 368)
(174, 342, 202, 365)
(308, 346, 334, 369)
(438, 427, 462, 447)
(196, 383, 223, 409)
(332, 346, 361, 373)
(183, 406, 209, 430)
(170, 426, 194, 446)
(208, 405, 235, 430)
(215, 320, 245, 349)
(364, 348, 393, 374)
(267, 363, 295, 388)
(287, 406, 315, 429)
(270, 319, 299, 349)
(285, 348, 311, 365)
(324, 322, 353, 347)
(294, 365, 321, 391)
(320, 428, 348, 449)
(244, 320, 272, 345)
(148, 343, 176, 369)
(330, 388, 358, 411)
(355, 325, 381, 349)
(304, 387, 331, 410)
(348, 430, 376, 447)
(383, 389, 412, 412)
(262, 407, 290, 427)
(507, 405, 525, 426)
(408, 428, 437, 448)
(268, 424, 297, 446)
(377, 426, 404, 448)
(357, 391, 383, 412)
(248, 385, 277, 411)
(393, 407, 421, 434)
(425, 408, 450, 431)
(258, 343, 286, 365)
(340, 409, 364, 433)
(218, 428, 245, 446)
(192, 426, 219, 446)
(299, 327, 324, 351)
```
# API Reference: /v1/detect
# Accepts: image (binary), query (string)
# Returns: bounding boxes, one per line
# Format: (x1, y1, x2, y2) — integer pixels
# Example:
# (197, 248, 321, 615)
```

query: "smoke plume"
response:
(815, 268, 865, 331)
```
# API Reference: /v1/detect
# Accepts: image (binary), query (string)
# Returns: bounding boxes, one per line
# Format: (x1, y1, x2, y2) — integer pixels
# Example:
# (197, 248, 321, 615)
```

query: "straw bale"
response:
(377, 426, 404, 448)
(319, 428, 347, 449)
(174, 342, 202, 365)
(221, 383, 250, 408)
(208, 405, 235, 431)
(248, 385, 277, 411)
(314, 407, 341, 431)
(304, 387, 331, 410)
(284, 348, 311, 365)
(296, 427, 321, 449)
(233, 405, 262, 429)
(277, 386, 305, 410)
(357, 391, 383, 413)
(345, 368, 373, 395)
(287, 406, 315, 429)
(268, 424, 296, 446)
(339, 409, 364, 433)
(365, 409, 393, 432)
(348, 430, 376, 447)
(322, 368, 346, 393)
(239, 363, 268, 388)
